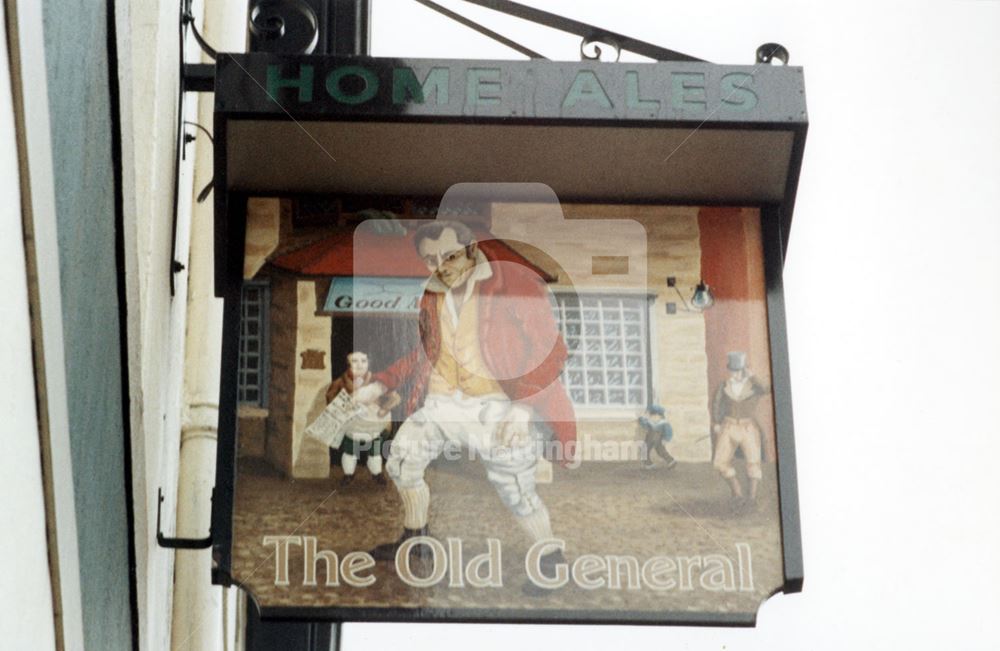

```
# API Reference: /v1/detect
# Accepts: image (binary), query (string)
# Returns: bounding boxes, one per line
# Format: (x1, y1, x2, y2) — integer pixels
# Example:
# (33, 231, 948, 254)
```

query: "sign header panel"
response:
(215, 54, 807, 125)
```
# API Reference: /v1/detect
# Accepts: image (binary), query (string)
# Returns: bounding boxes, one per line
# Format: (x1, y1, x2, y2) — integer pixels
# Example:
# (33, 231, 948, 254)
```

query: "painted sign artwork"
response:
(231, 186, 783, 623)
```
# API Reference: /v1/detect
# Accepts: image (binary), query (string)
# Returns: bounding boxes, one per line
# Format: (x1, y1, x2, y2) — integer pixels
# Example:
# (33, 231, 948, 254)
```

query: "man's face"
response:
(347, 352, 369, 378)
(418, 228, 477, 288)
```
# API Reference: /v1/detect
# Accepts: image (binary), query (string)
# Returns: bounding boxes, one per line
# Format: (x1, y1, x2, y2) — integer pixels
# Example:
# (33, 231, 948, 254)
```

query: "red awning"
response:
(270, 227, 555, 281)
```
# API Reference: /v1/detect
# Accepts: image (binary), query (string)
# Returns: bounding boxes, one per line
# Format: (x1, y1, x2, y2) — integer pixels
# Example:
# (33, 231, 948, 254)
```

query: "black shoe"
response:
(370, 527, 430, 562)
(339, 474, 355, 487)
(373, 473, 388, 486)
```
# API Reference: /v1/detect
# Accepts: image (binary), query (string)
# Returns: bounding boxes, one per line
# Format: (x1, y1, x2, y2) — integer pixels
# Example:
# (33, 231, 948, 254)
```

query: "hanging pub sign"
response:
(207, 50, 806, 626)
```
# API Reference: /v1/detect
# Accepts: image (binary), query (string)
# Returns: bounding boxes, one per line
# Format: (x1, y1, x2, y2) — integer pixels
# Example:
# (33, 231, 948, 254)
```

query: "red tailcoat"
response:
(372, 240, 577, 463)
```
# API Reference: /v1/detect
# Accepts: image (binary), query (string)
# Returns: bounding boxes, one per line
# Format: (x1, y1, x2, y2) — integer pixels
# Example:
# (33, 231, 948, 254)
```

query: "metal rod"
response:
(331, 0, 372, 55)
(414, 0, 547, 59)
(460, 0, 705, 62)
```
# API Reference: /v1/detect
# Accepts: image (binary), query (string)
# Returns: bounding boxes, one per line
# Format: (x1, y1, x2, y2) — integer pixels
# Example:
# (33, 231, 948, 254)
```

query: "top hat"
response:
(727, 351, 747, 371)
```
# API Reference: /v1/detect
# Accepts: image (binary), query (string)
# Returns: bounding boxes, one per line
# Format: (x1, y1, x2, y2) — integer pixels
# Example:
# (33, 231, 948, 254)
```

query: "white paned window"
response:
(554, 294, 650, 407)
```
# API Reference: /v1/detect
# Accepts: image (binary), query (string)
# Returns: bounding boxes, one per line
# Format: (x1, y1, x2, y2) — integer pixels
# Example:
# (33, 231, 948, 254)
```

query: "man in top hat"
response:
(711, 351, 770, 508)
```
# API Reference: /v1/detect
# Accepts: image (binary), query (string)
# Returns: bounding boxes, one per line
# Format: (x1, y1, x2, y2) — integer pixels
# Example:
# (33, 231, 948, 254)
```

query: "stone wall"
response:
(263, 276, 334, 478)
(290, 280, 333, 477)
(264, 274, 298, 476)
(244, 197, 280, 278)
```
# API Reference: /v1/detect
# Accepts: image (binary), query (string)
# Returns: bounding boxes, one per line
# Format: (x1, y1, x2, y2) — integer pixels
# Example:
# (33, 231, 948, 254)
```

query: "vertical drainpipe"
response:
(171, 1, 244, 649)
(172, 2, 374, 647)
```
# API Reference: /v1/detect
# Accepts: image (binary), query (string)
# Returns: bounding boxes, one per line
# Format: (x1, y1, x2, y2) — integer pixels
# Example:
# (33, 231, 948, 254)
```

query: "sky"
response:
(342, 1, 1000, 649)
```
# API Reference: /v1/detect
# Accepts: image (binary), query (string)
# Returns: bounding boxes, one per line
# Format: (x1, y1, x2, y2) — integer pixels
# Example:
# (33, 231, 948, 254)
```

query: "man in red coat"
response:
(354, 220, 576, 571)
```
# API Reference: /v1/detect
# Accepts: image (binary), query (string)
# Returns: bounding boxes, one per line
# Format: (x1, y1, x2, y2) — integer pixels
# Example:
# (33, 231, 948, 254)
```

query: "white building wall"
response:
(114, 0, 193, 645)
(4, 1, 86, 648)
(114, 0, 246, 648)
(0, 6, 58, 648)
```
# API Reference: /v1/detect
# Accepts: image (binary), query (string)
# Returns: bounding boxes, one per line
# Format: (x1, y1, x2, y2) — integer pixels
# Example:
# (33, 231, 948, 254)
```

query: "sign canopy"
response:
(212, 53, 807, 288)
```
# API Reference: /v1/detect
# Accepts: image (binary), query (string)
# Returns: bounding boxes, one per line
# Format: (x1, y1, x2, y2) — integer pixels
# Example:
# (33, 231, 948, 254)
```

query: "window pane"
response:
(555, 294, 649, 407)
(238, 281, 270, 407)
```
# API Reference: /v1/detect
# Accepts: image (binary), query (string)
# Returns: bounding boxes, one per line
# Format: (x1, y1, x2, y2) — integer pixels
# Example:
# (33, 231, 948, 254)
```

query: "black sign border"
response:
(209, 53, 806, 627)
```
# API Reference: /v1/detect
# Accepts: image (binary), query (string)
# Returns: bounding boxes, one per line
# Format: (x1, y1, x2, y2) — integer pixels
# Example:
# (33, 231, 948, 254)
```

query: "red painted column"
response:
(698, 207, 776, 460)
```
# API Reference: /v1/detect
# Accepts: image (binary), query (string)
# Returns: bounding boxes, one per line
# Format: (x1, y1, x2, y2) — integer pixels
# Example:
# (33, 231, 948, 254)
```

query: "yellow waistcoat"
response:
(428, 291, 504, 397)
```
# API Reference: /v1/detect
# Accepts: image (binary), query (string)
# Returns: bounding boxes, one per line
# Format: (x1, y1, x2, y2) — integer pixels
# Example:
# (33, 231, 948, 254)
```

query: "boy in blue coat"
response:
(638, 405, 677, 470)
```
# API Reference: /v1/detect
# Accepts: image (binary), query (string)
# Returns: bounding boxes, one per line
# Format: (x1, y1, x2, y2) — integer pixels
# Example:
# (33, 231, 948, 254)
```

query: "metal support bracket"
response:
(183, 63, 216, 92)
(468, 0, 705, 61)
(156, 487, 214, 550)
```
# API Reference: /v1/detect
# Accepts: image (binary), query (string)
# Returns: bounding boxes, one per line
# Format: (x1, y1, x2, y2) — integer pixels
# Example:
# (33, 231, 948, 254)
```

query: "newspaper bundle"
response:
(304, 389, 390, 448)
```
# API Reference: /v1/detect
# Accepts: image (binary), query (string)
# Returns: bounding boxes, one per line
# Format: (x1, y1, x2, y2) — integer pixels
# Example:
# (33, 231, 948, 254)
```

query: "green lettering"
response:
(266, 64, 314, 103)
(466, 68, 502, 106)
(563, 71, 612, 109)
(325, 66, 379, 105)
(625, 71, 659, 111)
(720, 73, 758, 111)
(671, 72, 707, 111)
(393, 67, 449, 105)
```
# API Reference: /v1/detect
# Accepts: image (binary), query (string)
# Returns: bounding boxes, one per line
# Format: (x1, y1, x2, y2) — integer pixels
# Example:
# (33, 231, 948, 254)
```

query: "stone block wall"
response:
(290, 280, 333, 478)
(264, 274, 297, 475)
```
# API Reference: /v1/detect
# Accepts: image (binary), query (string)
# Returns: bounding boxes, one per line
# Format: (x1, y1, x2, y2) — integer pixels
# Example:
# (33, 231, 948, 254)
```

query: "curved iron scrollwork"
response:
(249, 0, 321, 55)
(756, 42, 790, 65)
(580, 35, 622, 62)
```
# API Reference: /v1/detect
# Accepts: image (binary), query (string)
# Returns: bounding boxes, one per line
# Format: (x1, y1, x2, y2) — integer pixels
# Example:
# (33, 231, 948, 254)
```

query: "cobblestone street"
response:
(232, 456, 784, 621)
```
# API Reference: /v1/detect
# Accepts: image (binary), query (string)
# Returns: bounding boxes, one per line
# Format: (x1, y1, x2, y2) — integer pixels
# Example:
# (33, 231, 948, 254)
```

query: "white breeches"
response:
(385, 392, 544, 517)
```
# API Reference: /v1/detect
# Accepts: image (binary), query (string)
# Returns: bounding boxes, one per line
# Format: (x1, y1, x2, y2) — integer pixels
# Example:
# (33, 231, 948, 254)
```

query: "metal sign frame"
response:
(208, 52, 806, 626)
